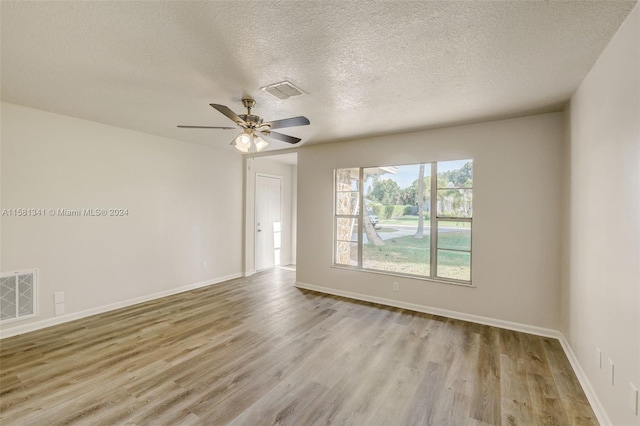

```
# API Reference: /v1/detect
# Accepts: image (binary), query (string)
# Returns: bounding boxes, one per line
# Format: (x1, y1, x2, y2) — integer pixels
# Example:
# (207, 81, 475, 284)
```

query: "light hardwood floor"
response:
(1, 268, 597, 425)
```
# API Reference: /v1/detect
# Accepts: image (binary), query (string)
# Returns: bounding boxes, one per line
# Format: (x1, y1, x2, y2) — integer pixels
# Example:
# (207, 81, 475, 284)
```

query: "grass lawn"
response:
(362, 229, 471, 281)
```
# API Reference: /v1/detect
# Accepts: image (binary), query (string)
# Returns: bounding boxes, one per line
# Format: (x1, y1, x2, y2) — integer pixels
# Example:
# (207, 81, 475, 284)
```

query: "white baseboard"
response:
(557, 334, 612, 426)
(295, 281, 559, 338)
(295, 280, 610, 426)
(0, 272, 243, 339)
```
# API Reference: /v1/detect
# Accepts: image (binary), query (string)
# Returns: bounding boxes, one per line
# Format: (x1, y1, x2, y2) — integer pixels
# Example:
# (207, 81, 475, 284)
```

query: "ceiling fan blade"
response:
(210, 104, 247, 127)
(262, 131, 301, 144)
(262, 116, 310, 130)
(177, 125, 236, 129)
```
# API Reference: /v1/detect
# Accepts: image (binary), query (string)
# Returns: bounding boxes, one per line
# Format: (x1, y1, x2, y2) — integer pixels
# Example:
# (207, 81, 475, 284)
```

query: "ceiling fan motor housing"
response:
(239, 114, 264, 128)
(241, 97, 256, 109)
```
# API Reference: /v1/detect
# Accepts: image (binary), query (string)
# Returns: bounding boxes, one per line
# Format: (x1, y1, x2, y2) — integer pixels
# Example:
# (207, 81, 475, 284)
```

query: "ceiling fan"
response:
(178, 97, 310, 152)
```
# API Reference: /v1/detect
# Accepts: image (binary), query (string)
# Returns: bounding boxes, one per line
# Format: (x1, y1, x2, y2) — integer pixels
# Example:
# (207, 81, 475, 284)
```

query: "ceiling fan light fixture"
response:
(234, 131, 269, 153)
(234, 131, 252, 152)
(254, 135, 269, 152)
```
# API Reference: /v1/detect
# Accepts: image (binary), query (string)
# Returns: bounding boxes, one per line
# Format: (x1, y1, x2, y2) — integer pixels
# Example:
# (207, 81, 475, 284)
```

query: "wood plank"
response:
(542, 338, 598, 425)
(470, 325, 502, 424)
(499, 328, 534, 425)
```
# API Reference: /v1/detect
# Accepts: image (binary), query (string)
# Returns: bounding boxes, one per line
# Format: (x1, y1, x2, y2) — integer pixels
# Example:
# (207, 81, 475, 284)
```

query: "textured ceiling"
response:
(1, 1, 636, 152)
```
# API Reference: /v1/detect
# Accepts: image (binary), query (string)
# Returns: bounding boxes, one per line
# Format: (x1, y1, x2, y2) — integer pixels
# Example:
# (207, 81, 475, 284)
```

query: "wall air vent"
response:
(261, 81, 306, 100)
(1, 269, 38, 323)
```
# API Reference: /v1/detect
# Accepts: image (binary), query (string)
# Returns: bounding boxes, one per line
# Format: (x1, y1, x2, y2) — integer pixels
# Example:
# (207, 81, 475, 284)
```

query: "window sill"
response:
(331, 264, 475, 288)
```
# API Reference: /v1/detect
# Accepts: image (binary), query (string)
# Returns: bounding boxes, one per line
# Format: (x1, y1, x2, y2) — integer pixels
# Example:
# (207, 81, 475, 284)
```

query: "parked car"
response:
(368, 214, 379, 226)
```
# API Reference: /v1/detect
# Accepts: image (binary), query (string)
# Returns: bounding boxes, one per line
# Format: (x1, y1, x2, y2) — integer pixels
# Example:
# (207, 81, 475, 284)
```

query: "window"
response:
(334, 160, 473, 284)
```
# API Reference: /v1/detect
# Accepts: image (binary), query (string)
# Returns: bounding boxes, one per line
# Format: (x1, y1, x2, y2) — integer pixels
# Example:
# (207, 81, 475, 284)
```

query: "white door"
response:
(255, 175, 282, 271)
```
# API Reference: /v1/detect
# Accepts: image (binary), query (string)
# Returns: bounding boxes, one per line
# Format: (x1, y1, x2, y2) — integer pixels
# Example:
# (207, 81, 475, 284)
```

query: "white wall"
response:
(1, 103, 244, 335)
(564, 4, 640, 425)
(244, 156, 296, 274)
(296, 112, 564, 329)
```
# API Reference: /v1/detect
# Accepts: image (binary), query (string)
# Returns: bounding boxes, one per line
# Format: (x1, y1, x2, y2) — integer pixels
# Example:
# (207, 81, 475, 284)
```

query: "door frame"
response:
(254, 173, 283, 272)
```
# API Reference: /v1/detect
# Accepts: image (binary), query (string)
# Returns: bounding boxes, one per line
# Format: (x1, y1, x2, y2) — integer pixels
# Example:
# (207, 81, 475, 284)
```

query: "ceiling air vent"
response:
(261, 81, 306, 100)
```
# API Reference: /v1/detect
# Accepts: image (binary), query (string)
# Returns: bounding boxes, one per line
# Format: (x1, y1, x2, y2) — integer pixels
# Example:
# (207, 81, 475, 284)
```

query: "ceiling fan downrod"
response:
(240, 97, 264, 129)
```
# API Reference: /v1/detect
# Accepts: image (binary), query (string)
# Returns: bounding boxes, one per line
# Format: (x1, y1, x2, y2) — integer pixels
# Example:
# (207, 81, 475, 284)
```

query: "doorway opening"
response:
(245, 153, 298, 275)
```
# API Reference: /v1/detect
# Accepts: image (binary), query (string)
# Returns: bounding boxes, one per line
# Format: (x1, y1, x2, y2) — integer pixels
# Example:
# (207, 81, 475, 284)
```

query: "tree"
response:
(363, 210, 384, 246)
(369, 179, 401, 205)
(439, 161, 472, 188)
(435, 161, 472, 216)
(413, 164, 426, 239)
(399, 182, 417, 206)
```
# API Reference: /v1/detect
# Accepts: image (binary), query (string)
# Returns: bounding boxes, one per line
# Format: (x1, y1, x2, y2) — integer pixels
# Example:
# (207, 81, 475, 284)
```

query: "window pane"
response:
(336, 241, 358, 266)
(437, 221, 471, 251)
(437, 250, 471, 281)
(360, 163, 432, 277)
(437, 160, 473, 188)
(336, 217, 357, 242)
(336, 168, 359, 191)
(363, 229, 430, 276)
(364, 164, 430, 208)
(437, 188, 472, 218)
(336, 191, 359, 215)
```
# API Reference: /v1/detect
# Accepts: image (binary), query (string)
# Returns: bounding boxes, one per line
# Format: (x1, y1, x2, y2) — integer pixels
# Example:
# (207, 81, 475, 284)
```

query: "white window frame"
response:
(333, 161, 473, 286)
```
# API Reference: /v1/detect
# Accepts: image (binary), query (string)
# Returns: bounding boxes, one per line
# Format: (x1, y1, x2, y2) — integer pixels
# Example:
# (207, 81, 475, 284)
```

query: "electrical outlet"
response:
(54, 291, 64, 304)
(54, 303, 65, 316)
(393, 282, 399, 291)
(596, 347, 602, 369)
(202, 261, 207, 270)
(608, 358, 615, 385)
(631, 383, 639, 416)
